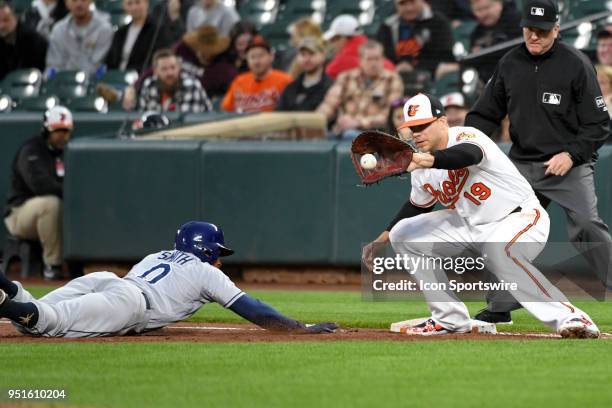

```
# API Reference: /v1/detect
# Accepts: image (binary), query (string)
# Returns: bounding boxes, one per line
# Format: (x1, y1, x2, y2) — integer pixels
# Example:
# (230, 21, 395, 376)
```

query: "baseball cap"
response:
(398, 93, 446, 129)
(597, 27, 612, 40)
(298, 36, 325, 53)
(44, 105, 73, 131)
(520, 0, 559, 31)
(323, 15, 362, 41)
(440, 92, 466, 109)
(246, 35, 271, 53)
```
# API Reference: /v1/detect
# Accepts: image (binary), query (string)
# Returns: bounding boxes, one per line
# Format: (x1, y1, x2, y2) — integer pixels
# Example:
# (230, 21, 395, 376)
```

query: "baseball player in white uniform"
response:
(0, 221, 338, 337)
(365, 93, 599, 338)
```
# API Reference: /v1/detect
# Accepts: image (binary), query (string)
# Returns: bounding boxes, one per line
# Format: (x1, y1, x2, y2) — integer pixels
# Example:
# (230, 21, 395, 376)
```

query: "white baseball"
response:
(360, 153, 377, 170)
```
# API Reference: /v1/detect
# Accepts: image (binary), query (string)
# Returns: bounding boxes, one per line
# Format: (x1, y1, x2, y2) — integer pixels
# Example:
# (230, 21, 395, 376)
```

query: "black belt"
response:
(141, 292, 151, 310)
(511, 206, 521, 214)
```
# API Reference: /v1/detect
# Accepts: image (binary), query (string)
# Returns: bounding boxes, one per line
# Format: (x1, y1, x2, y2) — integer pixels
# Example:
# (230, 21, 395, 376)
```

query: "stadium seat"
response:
(431, 71, 460, 97)
(98, 70, 139, 89)
(66, 95, 108, 113)
(15, 95, 61, 112)
(10, 0, 32, 14)
(95, 0, 124, 13)
(239, 0, 279, 26)
(453, 20, 478, 51)
(43, 70, 90, 98)
(0, 69, 43, 102)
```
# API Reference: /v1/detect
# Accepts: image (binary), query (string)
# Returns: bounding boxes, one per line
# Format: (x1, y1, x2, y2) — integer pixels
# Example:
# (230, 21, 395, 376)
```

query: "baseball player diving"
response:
(0, 221, 338, 337)
(363, 93, 599, 338)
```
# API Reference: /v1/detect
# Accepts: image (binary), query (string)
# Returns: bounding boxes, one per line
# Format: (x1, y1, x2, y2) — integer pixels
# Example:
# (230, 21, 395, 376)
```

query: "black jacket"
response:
(5, 135, 64, 216)
(105, 18, 162, 72)
(465, 41, 610, 165)
(376, 9, 454, 76)
(468, 1, 521, 82)
(276, 73, 333, 112)
(0, 21, 47, 81)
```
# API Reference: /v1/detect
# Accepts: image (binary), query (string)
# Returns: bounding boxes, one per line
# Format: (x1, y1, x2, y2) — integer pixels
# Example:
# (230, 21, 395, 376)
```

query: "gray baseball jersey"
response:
(124, 250, 244, 330)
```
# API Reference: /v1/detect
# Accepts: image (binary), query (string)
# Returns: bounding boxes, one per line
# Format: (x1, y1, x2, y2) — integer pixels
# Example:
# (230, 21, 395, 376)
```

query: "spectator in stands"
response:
(4, 106, 73, 280)
(20, 0, 68, 39)
(278, 17, 322, 76)
(228, 20, 257, 73)
(222, 35, 292, 113)
(596, 27, 612, 67)
(318, 40, 404, 139)
(106, 0, 163, 72)
(386, 96, 410, 134)
(325, 14, 395, 80)
(0, 1, 47, 81)
(150, 0, 195, 48)
(46, 0, 113, 74)
(174, 24, 238, 98)
(186, 0, 239, 36)
(376, 0, 455, 78)
(277, 37, 332, 112)
(596, 64, 612, 118)
(440, 91, 468, 126)
(139, 48, 212, 113)
(469, 0, 521, 82)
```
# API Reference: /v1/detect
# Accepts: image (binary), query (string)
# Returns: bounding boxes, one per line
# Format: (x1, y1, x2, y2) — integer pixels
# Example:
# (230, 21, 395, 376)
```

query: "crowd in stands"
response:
(1, 0, 612, 139)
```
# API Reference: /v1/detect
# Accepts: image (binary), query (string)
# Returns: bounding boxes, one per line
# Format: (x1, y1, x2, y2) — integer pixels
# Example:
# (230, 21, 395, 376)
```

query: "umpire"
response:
(465, 0, 612, 323)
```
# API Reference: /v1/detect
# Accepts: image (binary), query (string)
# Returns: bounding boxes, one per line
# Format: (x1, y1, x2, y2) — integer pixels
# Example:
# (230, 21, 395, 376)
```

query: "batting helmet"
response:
(174, 221, 234, 264)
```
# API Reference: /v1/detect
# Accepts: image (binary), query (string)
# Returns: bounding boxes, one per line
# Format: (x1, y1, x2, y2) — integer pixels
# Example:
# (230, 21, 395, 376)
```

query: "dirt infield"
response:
(1, 320, 609, 343)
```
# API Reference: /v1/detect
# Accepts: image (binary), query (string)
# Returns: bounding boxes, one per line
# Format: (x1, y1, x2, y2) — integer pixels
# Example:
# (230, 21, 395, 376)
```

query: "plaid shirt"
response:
(318, 67, 404, 129)
(138, 71, 213, 113)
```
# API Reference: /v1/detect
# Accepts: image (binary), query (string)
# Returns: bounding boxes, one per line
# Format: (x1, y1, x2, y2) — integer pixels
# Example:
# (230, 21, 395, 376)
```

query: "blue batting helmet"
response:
(174, 221, 234, 264)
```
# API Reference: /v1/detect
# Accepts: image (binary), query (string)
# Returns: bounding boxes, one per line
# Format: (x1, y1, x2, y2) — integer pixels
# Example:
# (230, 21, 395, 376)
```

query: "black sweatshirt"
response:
(465, 41, 609, 165)
(386, 143, 483, 230)
(5, 135, 64, 216)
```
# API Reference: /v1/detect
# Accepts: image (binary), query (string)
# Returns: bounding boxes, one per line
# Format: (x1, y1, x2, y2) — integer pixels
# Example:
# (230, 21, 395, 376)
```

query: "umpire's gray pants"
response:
(486, 161, 612, 312)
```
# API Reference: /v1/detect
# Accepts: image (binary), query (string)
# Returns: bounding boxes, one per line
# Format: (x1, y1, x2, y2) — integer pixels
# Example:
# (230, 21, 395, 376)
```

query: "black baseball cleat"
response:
(0, 289, 7, 308)
(472, 309, 513, 324)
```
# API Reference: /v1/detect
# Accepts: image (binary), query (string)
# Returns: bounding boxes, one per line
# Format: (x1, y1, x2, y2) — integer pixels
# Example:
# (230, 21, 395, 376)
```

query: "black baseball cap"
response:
(597, 27, 612, 40)
(246, 35, 271, 53)
(520, 0, 559, 31)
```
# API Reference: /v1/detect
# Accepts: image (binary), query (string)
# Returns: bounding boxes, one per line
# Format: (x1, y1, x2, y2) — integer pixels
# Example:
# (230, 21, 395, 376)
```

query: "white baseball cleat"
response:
(559, 317, 600, 339)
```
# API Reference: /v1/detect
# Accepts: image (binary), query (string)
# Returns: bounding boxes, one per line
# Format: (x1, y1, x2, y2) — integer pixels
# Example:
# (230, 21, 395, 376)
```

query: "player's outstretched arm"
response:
(229, 294, 338, 334)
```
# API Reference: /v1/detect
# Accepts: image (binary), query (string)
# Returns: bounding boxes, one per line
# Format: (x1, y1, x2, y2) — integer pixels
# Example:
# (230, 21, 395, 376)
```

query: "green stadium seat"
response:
(431, 71, 460, 97)
(453, 20, 478, 50)
(43, 70, 90, 97)
(15, 95, 61, 112)
(1, 68, 42, 87)
(66, 95, 108, 113)
(96, 0, 124, 13)
(0, 69, 43, 102)
(110, 13, 131, 28)
(10, 0, 32, 14)
(98, 69, 138, 89)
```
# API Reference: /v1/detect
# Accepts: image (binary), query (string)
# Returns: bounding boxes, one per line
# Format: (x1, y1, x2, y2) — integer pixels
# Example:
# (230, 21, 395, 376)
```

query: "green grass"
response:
(7, 286, 612, 408)
(2, 341, 612, 408)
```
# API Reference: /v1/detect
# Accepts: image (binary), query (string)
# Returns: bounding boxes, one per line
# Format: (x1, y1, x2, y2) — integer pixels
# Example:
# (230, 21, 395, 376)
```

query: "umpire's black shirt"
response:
(466, 40, 609, 165)
(5, 135, 63, 216)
